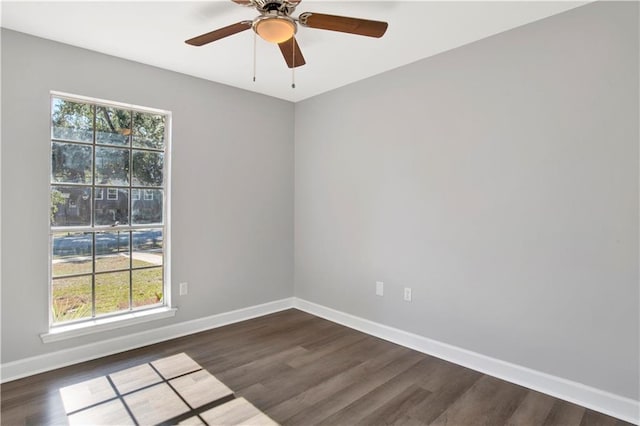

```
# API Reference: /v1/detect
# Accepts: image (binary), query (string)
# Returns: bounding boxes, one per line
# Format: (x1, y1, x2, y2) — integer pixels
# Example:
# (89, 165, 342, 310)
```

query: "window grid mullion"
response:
(52, 225, 164, 233)
(50, 139, 164, 153)
(53, 264, 163, 281)
(129, 115, 134, 312)
(91, 103, 97, 318)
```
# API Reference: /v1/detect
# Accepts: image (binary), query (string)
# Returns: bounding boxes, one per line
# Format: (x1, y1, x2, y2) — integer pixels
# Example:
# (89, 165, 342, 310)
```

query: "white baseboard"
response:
(0, 297, 294, 383)
(293, 298, 640, 425)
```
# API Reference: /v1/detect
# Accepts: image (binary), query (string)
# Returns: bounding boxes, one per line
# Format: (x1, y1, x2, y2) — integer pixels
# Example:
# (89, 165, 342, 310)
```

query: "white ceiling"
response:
(1, 1, 586, 102)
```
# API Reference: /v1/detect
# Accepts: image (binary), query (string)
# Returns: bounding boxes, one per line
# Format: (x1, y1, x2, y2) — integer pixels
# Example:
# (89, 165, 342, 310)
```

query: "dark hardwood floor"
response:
(0, 309, 631, 425)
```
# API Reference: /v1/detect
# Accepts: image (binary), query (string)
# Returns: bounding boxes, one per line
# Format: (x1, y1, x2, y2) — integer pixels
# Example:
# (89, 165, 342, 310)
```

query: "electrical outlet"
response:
(376, 281, 384, 296)
(179, 282, 188, 296)
(404, 287, 412, 302)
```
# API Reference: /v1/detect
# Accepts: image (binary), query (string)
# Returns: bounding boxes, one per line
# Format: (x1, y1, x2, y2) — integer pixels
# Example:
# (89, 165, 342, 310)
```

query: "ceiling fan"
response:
(185, 0, 388, 69)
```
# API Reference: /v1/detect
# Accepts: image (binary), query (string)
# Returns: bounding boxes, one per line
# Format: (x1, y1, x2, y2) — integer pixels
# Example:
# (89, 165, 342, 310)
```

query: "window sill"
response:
(41, 307, 177, 343)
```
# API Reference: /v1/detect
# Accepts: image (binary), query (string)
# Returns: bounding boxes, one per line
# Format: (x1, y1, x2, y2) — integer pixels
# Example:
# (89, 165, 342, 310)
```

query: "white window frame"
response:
(46, 91, 173, 339)
(107, 188, 118, 200)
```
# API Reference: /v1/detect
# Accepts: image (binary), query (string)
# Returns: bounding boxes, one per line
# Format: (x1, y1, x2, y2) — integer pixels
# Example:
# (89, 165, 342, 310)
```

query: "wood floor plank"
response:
(14, 394, 67, 426)
(579, 409, 626, 426)
(430, 375, 529, 426)
(67, 398, 134, 426)
(58, 376, 115, 413)
(215, 345, 306, 390)
(316, 359, 437, 425)
(109, 363, 163, 395)
(266, 344, 411, 422)
(124, 383, 190, 425)
(236, 339, 371, 410)
(198, 397, 277, 425)
(401, 361, 482, 424)
(543, 400, 587, 426)
(151, 352, 202, 380)
(0, 309, 633, 426)
(506, 390, 556, 426)
(168, 369, 234, 409)
(287, 330, 368, 369)
(282, 349, 426, 425)
(356, 384, 432, 425)
(200, 315, 338, 375)
(416, 356, 482, 392)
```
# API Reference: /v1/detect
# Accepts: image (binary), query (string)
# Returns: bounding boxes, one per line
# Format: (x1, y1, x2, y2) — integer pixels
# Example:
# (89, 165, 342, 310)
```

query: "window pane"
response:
(132, 230, 163, 267)
(95, 188, 129, 226)
(132, 268, 163, 308)
(95, 231, 130, 272)
(51, 186, 92, 227)
(95, 271, 130, 315)
(132, 151, 163, 187)
(51, 142, 92, 184)
(52, 275, 92, 323)
(52, 232, 92, 277)
(132, 190, 163, 225)
(95, 147, 129, 185)
(96, 106, 131, 146)
(133, 112, 165, 150)
(51, 98, 93, 142)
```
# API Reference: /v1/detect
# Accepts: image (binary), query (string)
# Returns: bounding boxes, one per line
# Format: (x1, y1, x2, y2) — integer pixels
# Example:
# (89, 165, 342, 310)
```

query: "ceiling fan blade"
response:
(278, 37, 306, 68)
(298, 12, 388, 38)
(185, 21, 252, 46)
(231, 0, 252, 5)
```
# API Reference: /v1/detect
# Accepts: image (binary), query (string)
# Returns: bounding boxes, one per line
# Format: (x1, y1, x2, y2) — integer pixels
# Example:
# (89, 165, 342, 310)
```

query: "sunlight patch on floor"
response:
(59, 352, 276, 425)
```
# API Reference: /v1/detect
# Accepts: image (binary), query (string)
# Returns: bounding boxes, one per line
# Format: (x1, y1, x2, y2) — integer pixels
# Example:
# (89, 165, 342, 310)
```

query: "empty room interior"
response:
(1, 0, 638, 425)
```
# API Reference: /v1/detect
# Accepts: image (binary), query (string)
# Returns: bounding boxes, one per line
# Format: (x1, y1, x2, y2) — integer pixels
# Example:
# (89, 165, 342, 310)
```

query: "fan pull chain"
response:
(291, 39, 296, 89)
(253, 31, 257, 82)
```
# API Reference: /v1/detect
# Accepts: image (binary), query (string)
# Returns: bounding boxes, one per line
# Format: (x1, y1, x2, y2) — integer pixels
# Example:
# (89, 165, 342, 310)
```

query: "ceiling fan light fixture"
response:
(254, 16, 296, 43)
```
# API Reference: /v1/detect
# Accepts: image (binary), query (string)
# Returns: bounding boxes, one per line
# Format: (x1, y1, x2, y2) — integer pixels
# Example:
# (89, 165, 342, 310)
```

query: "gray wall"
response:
(1, 29, 294, 362)
(294, 1, 639, 400)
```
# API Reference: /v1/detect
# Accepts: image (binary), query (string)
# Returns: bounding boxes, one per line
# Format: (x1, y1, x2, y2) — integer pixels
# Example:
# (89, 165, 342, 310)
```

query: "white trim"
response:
(49, 91, 172, 329)
(51, 90, 170, 116)
(41, 307, 177, 343)
(162, 108, 172, 310)
(106, 188, 118, 200)
(1, 297, 294, 384)
(293, 298, 640, 425)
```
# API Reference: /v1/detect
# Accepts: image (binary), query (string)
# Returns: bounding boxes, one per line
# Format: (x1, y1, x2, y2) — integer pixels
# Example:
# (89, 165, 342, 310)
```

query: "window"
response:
(50, 93, 170, 326)
(107, 188, 119, 201)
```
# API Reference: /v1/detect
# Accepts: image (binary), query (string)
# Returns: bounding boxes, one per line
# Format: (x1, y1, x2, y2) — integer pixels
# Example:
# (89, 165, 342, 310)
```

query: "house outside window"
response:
(50, 92, 170, 326)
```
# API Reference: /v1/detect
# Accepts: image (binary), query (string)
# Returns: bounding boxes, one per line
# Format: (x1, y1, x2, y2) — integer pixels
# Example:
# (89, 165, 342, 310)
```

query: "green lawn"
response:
(52, 256, 163, 323)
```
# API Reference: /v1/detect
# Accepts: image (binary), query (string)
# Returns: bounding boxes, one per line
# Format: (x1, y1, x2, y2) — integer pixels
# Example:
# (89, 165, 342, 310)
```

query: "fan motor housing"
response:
(251, 0, 299, 15)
